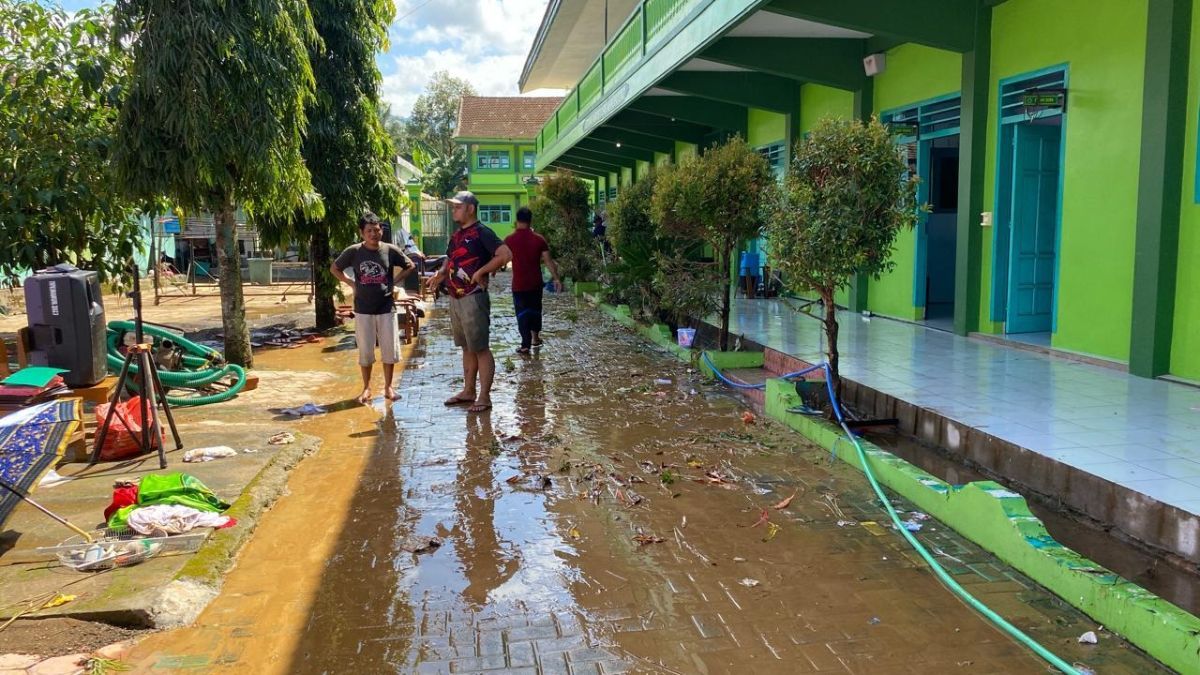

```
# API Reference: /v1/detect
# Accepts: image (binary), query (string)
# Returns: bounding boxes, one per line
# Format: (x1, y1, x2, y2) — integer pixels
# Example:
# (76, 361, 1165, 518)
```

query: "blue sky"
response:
(57, 0, 558, 117)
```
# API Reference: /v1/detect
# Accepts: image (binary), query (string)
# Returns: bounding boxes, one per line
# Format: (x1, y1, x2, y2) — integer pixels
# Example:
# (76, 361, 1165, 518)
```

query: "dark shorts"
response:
(449, 292, 491, 353)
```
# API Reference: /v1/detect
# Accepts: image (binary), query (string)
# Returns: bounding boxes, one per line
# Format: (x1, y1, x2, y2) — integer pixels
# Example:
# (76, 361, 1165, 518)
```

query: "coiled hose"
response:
(704, 355, 1081, 674)
(106, 321, 247, 406)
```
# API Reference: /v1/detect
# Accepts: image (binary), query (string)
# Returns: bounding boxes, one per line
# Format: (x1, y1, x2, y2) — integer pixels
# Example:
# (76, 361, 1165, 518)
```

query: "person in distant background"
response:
(504, 207, 561, 354)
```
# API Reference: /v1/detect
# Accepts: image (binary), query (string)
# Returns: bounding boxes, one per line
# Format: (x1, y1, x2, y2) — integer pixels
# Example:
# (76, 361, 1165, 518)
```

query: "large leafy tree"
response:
(0, 1, 143, 283)
(768, 117, 919, 387)
(112, 0, 321, 367)
(405, 71, 475, 197)
(258, 0, 401, 330)
(652, 137, 773, 351)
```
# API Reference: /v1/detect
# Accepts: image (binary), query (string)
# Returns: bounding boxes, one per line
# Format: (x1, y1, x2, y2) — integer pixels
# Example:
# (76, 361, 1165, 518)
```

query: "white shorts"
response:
(354, 310, 400, 367)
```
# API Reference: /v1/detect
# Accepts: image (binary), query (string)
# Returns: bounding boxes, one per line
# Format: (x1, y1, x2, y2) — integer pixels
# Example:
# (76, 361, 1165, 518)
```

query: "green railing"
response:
(646, 0, 693, 41)
(579, 62, 604, 110)
(541, 0, 693, 159)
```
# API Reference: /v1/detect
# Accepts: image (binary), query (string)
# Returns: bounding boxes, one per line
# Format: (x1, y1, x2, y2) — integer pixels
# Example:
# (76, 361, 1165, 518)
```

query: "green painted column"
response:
(847, 86, 873, 313)
(405, 179, 423, 247)
(1130, 0, 1192, 377)
(953, 4, 990, 337)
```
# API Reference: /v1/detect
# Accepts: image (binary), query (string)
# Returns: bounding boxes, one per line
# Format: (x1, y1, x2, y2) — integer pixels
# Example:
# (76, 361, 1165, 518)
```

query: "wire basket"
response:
(36, 528, 208, 572)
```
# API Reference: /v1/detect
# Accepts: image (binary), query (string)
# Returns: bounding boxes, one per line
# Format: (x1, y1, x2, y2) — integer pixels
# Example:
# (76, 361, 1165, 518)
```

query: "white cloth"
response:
(124, 504, 230, 536)
(182, 446, 238, 462)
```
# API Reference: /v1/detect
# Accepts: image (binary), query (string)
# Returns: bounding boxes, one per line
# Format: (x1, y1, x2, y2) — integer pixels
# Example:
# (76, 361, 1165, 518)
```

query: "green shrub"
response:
(768, 116, 920, 386)
(531, 171, 596, 283)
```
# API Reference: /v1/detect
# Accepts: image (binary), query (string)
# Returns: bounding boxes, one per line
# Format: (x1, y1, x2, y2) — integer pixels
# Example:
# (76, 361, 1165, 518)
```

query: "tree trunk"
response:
(310, 230, 337, 330)
(820, 287, 840, 393)
(718, 246, 732, 352)
(215, 199, 253, 367)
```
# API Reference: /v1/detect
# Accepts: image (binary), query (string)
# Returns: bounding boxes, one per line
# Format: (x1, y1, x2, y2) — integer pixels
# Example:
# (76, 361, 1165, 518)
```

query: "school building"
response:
(521, 0, 1200, 382)
(454, 95, 563, 240)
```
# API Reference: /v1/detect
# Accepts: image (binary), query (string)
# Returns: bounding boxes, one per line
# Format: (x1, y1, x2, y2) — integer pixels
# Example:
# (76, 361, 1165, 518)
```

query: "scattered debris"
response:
(868, 617, 881, 625)
(836, 520, 857, 528)
(739, 578, 760, 588)
(400, 535, 442, 555)
(183, 446, 238, 463)
(1078, 631, 1098, 645)
(633, 533, 665, 546)
(732, 557, 746, 563)
(568, 527, 581, 540)
(653, 378, 672, 386)
(535, 475, 552, 490)
(748, 508, 769, 528)
(762, 522, 780, 542)
(772, 492, 797, 510)
(741, 411, 756, 425)
(271, 403, 327, 417)
(898, 519, 924, 532)
(267, 431, 296, 445)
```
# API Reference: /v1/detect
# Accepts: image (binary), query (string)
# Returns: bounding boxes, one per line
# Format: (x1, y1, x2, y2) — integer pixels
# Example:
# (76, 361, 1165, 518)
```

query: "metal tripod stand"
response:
(89, 264, 182, 467)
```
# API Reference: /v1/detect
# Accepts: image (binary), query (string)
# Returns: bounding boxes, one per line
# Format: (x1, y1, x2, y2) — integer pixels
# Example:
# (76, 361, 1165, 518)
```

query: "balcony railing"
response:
(537, 0, 696, 160)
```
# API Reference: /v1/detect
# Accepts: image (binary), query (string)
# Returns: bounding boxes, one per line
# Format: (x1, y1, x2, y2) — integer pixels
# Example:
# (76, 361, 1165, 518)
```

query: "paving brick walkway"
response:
(283, 280, 1166, 674)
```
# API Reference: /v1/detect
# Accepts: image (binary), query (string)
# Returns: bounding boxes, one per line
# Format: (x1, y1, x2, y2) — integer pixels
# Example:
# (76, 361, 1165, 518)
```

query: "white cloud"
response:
(382, 0, 554, 117)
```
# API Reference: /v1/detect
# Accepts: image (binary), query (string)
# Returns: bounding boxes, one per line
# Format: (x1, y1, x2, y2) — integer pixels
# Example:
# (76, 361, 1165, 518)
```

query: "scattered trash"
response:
(1074, 665, 1097, 675)
(1078, 631, 1098, 645)
(241, 448, 259, 454)
(762, 521, 780, 542)
(732, 557, 746, 563)
(183, 446, 238, 463)
(739, 578, 760, 588)
(271, 403, 327, 417)
(37, 469, 72, 488)
(748, 508, 769, 528)
(741, 411, 756, 425)
(653, 378, 672, 386)
(868, 616, 881, 625)
(680, 515, 687, 529)
(400, 535, 442, 554)
(772, 492, 797, 510)
(536, 475, 552, 490)
(41, 593, 76, 609)
(633, 532, 665, 546)
(907, 512, 930, 521)
(836, 520, 857, 527)
(267, 431, 296, 445)
(898, 520, 924, 532)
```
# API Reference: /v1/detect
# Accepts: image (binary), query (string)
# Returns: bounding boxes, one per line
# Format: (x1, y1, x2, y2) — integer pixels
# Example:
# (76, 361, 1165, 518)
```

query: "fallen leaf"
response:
(762, 522, 780, 542)
(633, 534, 665, 546)
(742, 411, 756, 425)
(748, 508, 769, 528)
(505, 474, 523, 484)
(569, 527, 581, 540)
(772, 492, 797, 510)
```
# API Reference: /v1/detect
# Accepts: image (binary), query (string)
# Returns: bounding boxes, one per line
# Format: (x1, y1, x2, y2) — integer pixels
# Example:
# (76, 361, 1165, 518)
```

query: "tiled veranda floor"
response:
(726, 298, 1200, 517)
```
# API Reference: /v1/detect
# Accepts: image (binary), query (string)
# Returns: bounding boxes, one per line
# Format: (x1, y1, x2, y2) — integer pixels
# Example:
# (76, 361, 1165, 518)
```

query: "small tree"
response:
(768, 116, 919, 387)
(606, 167, 664, 313)
(112, 0, 321, 367)
(0, 1, 143, 284)
(256, 0, 400, 331)
(530, 172, 594, 284)
(652, 137, 773, 350)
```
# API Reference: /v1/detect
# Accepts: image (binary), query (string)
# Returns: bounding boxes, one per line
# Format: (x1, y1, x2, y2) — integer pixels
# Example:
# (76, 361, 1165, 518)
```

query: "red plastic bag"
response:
(94, 396, 163, 460)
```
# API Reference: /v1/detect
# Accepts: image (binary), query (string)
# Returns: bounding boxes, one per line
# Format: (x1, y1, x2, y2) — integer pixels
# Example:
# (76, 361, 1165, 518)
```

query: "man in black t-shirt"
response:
(331, 211, 414, 404)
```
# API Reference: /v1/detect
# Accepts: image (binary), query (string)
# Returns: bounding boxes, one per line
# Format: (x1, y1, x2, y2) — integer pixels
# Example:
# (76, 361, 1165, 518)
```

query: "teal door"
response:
(1005, 124, 1061, 334)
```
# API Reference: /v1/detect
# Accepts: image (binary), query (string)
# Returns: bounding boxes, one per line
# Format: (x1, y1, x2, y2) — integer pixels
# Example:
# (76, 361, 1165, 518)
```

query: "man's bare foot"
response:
(357, 389, 372, 404)
(467, 399, 492, 413)
(444, 391, 475, 406)
(384, 387, 398, 400)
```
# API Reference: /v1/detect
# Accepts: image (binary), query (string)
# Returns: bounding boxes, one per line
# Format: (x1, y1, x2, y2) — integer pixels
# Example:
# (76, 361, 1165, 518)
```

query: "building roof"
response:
(519, 0, 638, 91)
(455, 96, 564, 140)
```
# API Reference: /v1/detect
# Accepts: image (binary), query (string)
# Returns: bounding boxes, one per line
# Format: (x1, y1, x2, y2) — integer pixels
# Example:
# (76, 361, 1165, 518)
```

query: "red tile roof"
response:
(455, 96, 564, 140)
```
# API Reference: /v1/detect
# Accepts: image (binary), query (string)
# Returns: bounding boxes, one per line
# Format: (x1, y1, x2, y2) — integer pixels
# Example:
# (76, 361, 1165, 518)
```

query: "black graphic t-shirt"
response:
(334, 242, 413, 314)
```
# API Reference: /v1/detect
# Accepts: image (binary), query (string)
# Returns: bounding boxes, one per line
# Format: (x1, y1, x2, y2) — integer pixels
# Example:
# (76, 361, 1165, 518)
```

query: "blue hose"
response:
(706, 356, 1082, 674)
(700, 352, 823, 389)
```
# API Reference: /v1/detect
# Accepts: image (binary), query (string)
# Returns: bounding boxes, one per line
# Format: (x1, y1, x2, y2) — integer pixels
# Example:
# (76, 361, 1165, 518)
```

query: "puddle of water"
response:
(286, 285, 1168, 674)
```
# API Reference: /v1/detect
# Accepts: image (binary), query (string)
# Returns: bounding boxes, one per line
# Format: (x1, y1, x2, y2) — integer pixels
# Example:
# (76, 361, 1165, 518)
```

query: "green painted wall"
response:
(870, 44, 962, 321)
(747, 108, 785, 146)
(799, 84, 854, 135)
(1172, 0, 1200, 380)
(981, 0, 1147, 362)
(654, 151, 672, 168)
(476, 193, 518, 239)
(675, 140, 697, 161)
(621, 166, 633, 186)
(636, 159, 651, 181)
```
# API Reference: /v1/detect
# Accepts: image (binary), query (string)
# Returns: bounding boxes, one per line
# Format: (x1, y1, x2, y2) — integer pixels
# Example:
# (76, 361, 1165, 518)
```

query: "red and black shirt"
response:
(445, 221, 503, 298)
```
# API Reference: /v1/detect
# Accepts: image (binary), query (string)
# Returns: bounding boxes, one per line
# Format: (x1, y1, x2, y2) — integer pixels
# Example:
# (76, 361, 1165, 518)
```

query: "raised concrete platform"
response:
(725, 298, 1200, 565)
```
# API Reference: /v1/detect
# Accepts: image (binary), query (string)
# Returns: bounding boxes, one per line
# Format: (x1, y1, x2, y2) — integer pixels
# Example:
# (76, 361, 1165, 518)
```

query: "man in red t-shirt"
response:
(504, 207, 561, 354)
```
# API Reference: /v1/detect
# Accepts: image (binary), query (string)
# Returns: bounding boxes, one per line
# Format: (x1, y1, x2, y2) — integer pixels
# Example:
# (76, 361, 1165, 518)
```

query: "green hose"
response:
(818, 364, 1082, 674)
(106, 321, 247, 406)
